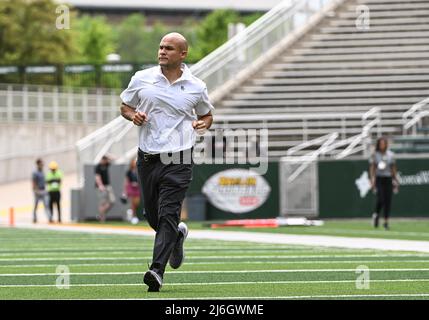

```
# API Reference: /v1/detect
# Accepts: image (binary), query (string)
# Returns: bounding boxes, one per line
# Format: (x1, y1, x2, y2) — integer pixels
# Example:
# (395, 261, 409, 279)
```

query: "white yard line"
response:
(2, 259, 429, 268)
(1, 253, 428, 262)
(1, 279, 429, 288)
(302, 228, 429, 238)
(0, 249, 321, 257)
(7, 223, 429, 253)
(132, 293, 429, 300)
(1, 268, 429, 277)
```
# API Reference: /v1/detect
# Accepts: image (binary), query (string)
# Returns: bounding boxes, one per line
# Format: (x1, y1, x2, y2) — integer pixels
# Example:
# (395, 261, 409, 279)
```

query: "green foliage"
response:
(186, 10, 238, 62)
(115, 14, 167, 63)
(0, 2, 264, 87)
(187, 10, 263, 63)
(74, 15, 116, 64)
(0, 0, 77, 64)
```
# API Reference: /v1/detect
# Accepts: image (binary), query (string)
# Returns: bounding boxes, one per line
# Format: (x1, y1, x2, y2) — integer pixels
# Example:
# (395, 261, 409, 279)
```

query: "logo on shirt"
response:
(180, 85, 185, 91)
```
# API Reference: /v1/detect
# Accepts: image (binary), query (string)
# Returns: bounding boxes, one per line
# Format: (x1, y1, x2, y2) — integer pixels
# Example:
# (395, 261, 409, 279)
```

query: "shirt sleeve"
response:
(95, 164, 101, 175)
(120, 75, 141, 108)
(195, 86, 215, 116)
(368, 154, 375, 164)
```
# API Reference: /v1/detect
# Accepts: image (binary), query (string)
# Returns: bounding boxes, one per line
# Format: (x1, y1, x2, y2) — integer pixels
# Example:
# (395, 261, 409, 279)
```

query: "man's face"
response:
(158, 37, 187, 68)
(37, 161, 43, 170)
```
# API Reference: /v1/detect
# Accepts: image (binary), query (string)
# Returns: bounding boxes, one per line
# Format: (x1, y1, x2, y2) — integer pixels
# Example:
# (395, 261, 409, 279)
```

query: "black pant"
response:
(375, 176, 393, 219)
(49, 191, 61, 222)
(137, 148, 193, 277)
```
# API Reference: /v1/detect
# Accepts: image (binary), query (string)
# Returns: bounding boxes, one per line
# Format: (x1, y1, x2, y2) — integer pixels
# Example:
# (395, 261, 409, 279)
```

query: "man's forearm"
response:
(121, 103, 136, 121)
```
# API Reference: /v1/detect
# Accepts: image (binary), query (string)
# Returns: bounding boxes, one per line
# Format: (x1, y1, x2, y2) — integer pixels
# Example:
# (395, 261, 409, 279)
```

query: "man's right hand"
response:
(132, 112, 148, 126)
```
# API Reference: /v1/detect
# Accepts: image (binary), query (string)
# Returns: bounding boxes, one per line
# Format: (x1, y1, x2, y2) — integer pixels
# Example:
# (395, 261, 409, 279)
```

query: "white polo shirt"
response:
(120, 64, 214, 154)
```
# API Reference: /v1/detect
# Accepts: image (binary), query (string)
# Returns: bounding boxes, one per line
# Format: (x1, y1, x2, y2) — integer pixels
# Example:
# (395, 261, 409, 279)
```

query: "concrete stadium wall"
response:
(0, 122, 99, 184)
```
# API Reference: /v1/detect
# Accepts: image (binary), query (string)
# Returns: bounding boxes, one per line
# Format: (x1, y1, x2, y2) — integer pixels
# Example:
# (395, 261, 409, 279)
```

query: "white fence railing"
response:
(0, 84, 121, 124)
(75, 117, 137, 184)
(402, 97, 429, 135)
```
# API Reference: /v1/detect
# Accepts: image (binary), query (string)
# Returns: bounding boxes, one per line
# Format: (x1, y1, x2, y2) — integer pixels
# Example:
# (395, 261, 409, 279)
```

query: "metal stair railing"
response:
(191, 0, 334, 92)
(403, 97, 429, 135)
(282, 107, 381, 183)
(74, 0, 337, 184)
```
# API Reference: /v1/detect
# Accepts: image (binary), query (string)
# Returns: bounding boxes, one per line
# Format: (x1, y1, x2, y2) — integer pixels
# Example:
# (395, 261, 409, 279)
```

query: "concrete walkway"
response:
(0, 173, 77, 224)
(7, 222, 429, 254)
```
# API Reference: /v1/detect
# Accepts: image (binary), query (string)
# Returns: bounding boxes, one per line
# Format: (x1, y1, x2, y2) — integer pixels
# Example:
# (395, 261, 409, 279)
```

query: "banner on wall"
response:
(355, 170, 429, 198)
(202, 168, 271, 214)
(318, 158, 429, 218)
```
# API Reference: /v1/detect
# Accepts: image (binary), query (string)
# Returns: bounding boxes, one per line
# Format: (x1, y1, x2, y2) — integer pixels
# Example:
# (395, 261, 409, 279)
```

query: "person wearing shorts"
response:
(123, 158, 141, 224)
(95, 155, 116, 222)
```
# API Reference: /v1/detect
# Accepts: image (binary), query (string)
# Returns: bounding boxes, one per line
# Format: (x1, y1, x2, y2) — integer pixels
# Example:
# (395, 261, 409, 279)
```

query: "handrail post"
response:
(23, 85, 28, 122)
(6, 85, 12, 122)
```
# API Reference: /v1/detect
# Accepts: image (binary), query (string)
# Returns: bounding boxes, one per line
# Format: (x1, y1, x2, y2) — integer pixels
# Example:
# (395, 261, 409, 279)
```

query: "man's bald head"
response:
(158, 32, 189, 69)
(161, 32, 188, 52)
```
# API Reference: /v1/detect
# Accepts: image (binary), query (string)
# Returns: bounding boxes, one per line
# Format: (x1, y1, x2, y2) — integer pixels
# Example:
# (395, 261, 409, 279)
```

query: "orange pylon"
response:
(9, 207, 14, 227)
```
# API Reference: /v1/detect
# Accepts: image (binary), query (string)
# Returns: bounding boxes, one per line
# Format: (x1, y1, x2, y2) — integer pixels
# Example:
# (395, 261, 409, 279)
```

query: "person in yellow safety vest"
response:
(46, 161, 63, 223)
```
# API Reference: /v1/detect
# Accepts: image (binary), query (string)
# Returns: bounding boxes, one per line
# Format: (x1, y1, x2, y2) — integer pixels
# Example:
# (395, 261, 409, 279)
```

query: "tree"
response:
(187, 10, 238, 62)
(115, 14, 168, 63)
(0, 0, 77, 64)
(74, 15, 116, 64)
(186, 10, 263, 63)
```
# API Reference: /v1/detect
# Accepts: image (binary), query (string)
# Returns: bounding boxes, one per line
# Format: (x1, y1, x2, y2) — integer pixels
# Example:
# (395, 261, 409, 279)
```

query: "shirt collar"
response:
(156, 63, 192, 83)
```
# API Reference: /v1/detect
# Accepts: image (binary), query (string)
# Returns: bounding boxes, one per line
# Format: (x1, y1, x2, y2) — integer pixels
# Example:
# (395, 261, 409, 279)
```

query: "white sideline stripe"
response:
(303, 228, 429, 238)
(7, 224, 429, 241)
(2, 259, 429, 268)
(0, 246, 309, 253)
(1, 253, 428, 262)
(130, 294, 429, 300)
(10, 223, 429, 253)
(2, 268, 429, 277)
(0, 249, 316, 257)
(1, 279, 429, 288)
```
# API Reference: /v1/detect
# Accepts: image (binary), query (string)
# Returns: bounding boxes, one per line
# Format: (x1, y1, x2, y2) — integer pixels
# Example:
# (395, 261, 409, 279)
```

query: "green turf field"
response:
(1, 227, 429, 299)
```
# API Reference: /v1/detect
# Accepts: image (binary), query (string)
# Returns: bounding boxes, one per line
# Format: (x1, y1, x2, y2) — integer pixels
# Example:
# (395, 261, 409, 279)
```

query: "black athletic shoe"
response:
(169, 222, 188, 269)
(143, 270, 162, 292)
(383, 223, 389, 230)
(372, 213, 379, 228)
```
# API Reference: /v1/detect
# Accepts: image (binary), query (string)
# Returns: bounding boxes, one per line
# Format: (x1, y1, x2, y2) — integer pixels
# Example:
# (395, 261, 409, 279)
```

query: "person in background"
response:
(95, 155, 116, 222)
(46, 161, 63, 223)
(122, 158, 141, 225)
(369, 137, 399, 230)
(32, 158, 52, 223)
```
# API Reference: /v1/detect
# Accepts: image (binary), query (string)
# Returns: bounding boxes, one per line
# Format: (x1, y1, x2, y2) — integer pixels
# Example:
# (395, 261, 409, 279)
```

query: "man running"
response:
(120, 32, 214, 292)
